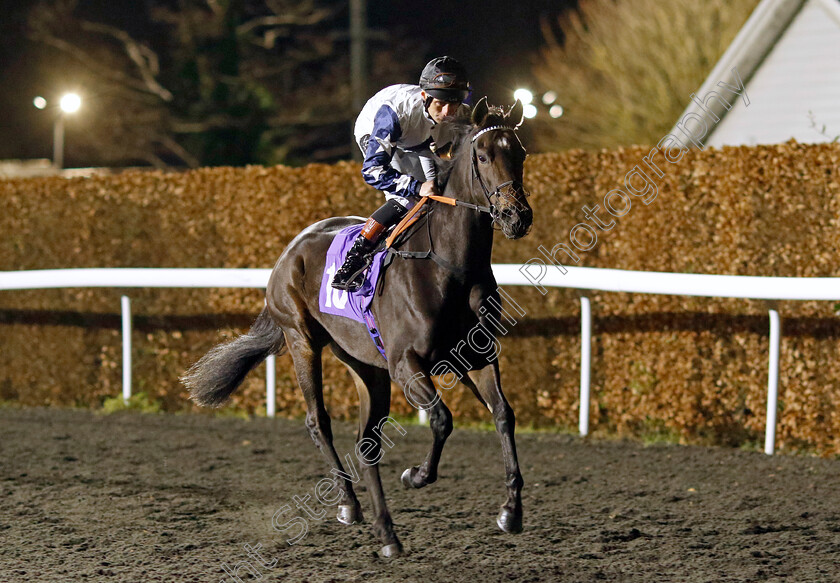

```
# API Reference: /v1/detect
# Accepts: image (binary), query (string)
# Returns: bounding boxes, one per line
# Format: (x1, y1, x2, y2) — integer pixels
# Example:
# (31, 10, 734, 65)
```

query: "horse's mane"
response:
(436, 106, 509, 191)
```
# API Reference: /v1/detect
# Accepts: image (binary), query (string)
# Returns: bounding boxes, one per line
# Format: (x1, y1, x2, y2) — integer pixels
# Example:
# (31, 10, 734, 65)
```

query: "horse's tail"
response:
(181, 307, 287, 408)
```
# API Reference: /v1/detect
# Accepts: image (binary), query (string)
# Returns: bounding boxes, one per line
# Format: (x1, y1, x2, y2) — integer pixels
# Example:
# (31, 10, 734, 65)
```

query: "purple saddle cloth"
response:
(318, 224, 388, 358)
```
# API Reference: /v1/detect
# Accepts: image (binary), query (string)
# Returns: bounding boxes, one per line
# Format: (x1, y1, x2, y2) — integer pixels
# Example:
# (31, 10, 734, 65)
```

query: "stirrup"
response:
(331, 260, 371, 292)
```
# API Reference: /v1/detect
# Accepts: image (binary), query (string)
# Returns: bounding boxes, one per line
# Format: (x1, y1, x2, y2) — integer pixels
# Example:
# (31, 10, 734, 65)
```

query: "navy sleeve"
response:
(361, 105, 421, 197)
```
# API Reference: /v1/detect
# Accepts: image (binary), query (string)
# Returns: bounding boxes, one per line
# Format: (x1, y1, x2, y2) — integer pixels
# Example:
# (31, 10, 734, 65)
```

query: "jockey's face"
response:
(423, 92, 462, 123)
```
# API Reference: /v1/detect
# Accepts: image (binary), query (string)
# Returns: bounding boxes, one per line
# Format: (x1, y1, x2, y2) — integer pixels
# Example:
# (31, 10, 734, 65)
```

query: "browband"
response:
(471, 125, 515, 142)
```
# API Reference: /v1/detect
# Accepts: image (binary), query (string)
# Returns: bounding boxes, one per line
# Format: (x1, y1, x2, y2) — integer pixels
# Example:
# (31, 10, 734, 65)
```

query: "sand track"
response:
(2, 407, 840, 582)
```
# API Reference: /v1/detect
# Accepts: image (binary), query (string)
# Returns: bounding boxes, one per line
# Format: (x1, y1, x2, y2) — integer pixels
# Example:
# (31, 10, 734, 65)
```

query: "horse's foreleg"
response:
(393, 352, 453, 489)
(467, 362, 524, 533)
(400, 400, 452, 489)
(288, 334, 363, 524)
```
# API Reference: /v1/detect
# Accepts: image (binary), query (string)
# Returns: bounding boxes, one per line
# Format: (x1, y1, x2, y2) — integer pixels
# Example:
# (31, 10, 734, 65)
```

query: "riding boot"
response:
(332, 200, 408, 292)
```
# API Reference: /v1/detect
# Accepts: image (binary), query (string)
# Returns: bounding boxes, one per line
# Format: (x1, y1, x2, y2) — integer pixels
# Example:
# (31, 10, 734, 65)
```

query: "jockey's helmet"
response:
(419, 56, 471, 103)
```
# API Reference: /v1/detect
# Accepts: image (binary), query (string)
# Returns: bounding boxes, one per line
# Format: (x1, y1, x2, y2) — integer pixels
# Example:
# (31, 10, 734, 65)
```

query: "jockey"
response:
(331, 56, 472, 292)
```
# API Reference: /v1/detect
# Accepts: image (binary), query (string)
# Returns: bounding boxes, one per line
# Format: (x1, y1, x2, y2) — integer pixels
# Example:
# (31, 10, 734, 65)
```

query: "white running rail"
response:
(3, 266, 838, 454)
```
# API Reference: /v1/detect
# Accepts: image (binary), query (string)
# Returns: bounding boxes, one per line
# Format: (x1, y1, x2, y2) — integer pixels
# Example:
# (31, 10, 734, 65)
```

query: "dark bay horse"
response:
(182, 98, 534, 557)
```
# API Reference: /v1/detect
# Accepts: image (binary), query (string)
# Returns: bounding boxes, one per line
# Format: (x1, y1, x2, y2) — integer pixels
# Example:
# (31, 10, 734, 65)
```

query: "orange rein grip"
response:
(383, 195, 459, 248)
(426, 194, 458, 206)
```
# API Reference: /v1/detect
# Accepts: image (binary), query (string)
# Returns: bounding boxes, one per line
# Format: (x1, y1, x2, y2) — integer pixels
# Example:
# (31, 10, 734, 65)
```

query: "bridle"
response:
(424, 124, 527, 217)
(467, 125, 529, 226)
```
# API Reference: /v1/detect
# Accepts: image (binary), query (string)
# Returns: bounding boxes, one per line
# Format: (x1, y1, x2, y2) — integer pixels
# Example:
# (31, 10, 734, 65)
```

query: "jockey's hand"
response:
(419, 180, 439, 198)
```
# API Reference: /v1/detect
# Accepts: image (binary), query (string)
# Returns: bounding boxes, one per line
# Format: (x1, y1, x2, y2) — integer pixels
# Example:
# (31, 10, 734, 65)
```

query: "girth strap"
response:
(385, 247, 469, 281)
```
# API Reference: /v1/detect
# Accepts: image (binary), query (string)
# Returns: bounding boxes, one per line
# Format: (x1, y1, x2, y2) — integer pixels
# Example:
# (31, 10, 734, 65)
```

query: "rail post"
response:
(764, 309, 781, 455)
(579, 296, 592, 436)
(121, 295, 132, 404)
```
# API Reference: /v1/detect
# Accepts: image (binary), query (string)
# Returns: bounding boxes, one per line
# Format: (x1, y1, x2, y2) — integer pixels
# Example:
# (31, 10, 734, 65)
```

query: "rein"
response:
(426, 194, 492, 214)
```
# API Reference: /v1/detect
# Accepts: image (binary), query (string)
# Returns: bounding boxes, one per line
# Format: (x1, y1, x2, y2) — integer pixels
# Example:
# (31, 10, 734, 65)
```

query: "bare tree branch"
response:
(169, 115, 253, 133)
(29, 33, 157, 98)
(157, 135, 202, 168)
(78, 20, 174, 101)
(236, 9, 334, 36)
(26, 0, 421, 167)
(204, 0, 224, 16)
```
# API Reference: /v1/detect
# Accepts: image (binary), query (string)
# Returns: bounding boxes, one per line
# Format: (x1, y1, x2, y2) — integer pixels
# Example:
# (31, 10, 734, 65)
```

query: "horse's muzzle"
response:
(494, 187, 533, 240)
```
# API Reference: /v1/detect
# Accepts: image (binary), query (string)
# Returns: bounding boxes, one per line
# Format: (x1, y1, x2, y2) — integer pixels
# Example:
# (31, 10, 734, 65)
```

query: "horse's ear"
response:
(471, 96, 489, 126)
(508, 99, 525, 128)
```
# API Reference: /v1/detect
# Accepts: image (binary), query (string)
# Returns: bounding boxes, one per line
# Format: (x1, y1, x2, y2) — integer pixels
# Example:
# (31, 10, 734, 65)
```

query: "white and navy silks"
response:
(354, 84, 467, 210)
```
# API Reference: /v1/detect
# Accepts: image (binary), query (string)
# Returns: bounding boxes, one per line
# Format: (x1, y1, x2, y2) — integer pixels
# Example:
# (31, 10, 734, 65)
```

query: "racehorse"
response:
(182, 97, 534, 557)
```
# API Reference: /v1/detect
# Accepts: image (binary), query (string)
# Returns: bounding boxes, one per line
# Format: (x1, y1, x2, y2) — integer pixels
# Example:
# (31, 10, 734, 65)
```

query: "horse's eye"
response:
(478, 155, 488, 163)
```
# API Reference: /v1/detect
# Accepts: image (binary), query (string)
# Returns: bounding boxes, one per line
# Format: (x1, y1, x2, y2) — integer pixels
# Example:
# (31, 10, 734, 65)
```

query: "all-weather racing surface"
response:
(2, 407, 840, 582)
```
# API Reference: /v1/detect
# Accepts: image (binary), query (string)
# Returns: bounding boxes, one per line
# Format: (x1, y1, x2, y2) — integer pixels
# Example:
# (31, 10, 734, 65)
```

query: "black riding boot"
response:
(332, 235, 377, 291)
(331, 199, 408, 292)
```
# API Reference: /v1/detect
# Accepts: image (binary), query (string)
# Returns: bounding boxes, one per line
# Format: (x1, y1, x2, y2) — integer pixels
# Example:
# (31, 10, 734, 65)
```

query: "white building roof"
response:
(671, 0, 840, 146)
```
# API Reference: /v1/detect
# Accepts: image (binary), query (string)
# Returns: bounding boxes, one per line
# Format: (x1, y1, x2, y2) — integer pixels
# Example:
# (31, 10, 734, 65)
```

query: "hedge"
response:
(1, 141, 839, 453)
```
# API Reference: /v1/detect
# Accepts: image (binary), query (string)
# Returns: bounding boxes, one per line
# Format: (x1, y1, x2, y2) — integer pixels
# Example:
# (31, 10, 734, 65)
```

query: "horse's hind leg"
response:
(459, 374, 489, 411)
(331, 345, 402, 556)
(392, 352, 453, 489)
(286, 330, 363, 524)
(467, 361, 523, 533)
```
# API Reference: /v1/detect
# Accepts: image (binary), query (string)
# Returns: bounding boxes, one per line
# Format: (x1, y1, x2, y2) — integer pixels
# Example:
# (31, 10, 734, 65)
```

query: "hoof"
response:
(336, 504, 363, 525)
(496, 507, 523, 534)
(380, 542, 403, 558)
(401, 467, 434, 489)
(400, 468, 417, 489)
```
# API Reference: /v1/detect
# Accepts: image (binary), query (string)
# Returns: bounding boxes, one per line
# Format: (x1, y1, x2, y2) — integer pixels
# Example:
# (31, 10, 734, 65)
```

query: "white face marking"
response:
(497, 136, 510, 149)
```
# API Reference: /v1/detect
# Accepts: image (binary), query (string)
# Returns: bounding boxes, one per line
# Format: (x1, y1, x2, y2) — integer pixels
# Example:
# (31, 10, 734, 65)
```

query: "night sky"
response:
(0, 0, 574, 166)
(369, 0, 572, 100)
